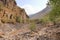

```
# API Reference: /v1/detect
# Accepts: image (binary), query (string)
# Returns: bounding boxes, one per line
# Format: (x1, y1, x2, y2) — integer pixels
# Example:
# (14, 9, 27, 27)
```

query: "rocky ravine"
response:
(0, 0, 60, 40)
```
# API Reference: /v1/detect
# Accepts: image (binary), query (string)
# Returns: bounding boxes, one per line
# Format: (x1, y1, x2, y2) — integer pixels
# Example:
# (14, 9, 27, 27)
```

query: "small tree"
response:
(48, 0, 60, 25)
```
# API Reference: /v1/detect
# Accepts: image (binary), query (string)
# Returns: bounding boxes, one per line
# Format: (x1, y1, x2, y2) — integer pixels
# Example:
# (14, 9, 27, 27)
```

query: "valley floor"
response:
(0, 23, 60, 40)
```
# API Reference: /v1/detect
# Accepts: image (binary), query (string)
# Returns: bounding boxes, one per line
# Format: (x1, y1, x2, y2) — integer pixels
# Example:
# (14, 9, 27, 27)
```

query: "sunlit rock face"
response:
(0, 0, 28, 23)
(0, 0, 29, 39)
(0, 0, 16, 8)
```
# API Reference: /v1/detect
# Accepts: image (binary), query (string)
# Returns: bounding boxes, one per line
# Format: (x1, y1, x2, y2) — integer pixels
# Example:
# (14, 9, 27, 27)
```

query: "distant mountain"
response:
(30, 5, 51, 19)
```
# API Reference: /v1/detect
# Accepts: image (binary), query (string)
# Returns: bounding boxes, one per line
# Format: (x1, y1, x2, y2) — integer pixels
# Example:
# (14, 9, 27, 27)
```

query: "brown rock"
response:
(0, 0, 29, 23)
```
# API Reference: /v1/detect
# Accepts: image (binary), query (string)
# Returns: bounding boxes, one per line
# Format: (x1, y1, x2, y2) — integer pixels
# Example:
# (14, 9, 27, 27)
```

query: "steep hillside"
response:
(30, 5, 51, 19)
(0, 0, 29, 23)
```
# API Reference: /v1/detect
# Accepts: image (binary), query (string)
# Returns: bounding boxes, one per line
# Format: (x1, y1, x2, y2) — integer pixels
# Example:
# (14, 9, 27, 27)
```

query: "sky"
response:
(16, 0, 48, 15)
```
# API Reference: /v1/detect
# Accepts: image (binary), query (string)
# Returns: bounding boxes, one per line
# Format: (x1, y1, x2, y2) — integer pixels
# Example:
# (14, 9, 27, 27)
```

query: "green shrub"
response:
(39, 14, 50, 24)
(16, 16, 22, 23)
(30, 23, 36, 31)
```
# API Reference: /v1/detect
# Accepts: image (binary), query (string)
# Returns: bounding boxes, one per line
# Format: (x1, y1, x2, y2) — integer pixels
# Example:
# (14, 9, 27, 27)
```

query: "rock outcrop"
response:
(0, 0, 29, 23)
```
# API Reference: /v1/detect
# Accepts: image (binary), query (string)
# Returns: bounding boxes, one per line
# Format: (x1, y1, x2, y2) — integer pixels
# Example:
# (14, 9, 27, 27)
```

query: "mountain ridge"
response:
(30, 5, 51, 19)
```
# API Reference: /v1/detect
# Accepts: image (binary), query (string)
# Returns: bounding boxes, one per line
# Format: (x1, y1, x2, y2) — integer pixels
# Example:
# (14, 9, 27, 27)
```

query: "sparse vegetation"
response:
(16, 16, 22, 23)
(48, 0, 60, 25)
(30, 23, 36, 31)
(39, 0, 60, 25)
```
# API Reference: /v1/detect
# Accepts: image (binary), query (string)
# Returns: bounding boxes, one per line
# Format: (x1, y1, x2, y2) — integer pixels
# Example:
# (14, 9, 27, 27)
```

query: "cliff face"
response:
(0, 0, 28, 23)
(0, 0, 16, 6)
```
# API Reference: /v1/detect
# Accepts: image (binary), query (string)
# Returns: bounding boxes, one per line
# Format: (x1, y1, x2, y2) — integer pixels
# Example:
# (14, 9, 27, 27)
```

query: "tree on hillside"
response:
(48, 0, 60, 24)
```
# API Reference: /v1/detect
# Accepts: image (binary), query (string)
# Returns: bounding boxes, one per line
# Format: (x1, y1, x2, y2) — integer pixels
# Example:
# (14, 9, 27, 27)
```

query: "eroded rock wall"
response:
(0, 0, 28, 23)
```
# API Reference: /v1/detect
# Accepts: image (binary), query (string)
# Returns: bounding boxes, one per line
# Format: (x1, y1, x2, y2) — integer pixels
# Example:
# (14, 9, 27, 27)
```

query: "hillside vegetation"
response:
(40, 0, 60, 25)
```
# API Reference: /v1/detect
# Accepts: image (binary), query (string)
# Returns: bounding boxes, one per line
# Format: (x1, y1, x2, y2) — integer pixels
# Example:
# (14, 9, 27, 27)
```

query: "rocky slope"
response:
(0, 23, 60, 40)
(30, 5, 51, 19)
(0, 0, 28, 23)
(0, 0, 60, 40)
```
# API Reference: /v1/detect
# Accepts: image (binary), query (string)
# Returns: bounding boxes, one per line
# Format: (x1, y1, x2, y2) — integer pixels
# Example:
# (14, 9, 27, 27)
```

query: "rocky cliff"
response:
(0, 0, 28, 23)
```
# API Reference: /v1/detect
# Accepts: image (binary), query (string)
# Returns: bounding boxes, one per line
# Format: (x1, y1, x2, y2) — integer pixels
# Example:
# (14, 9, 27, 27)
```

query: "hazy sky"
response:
(16, 0, 48, 15)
